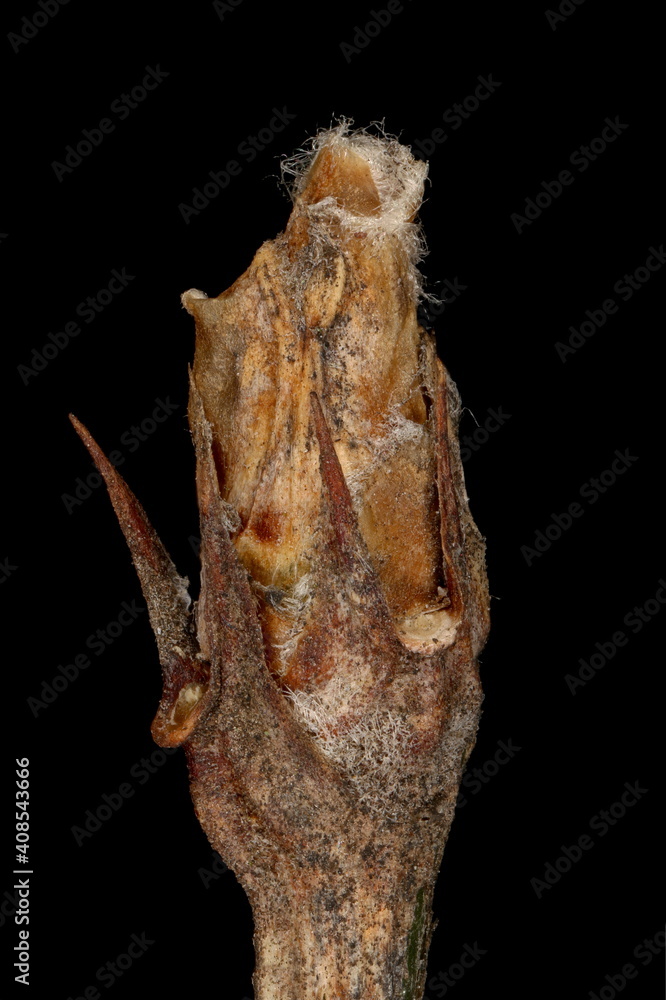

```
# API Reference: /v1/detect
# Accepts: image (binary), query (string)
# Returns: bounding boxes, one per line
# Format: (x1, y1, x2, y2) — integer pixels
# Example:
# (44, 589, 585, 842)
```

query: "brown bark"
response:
(71, 124, 490, 1000)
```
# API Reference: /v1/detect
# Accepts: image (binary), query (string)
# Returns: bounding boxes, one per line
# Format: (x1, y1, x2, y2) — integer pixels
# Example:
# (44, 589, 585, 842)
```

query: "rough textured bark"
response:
(71, 124, 490, 1000)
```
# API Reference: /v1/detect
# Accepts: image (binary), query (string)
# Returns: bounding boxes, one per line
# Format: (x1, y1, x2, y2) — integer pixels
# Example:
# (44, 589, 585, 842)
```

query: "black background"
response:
(2, 2, 663, 998)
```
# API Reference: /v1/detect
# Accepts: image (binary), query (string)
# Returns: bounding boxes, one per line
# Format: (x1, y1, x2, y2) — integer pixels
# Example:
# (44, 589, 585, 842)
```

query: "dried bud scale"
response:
(72, 124, 490, 1000)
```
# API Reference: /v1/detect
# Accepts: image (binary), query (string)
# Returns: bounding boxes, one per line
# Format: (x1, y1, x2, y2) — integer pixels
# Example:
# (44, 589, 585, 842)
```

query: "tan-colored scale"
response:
(184, 143, 450, 667)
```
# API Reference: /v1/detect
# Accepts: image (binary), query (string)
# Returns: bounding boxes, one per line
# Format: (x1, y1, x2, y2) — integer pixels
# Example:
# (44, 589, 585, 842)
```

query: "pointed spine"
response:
(69, 413, 209, 745)
(309, 391, 394, 630)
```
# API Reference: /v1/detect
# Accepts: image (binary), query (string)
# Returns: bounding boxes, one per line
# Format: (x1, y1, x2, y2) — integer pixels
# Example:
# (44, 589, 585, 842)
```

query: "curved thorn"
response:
(69, 412, 200, 668)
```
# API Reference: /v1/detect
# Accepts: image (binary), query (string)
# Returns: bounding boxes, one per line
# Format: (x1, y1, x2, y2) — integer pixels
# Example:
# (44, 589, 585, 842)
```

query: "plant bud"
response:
(72, 123, 490, 1000)
(183, 126, 480, 688)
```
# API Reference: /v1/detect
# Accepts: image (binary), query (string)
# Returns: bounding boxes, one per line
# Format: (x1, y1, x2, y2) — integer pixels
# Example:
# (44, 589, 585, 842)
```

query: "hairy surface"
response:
(72, 123, 490, 1000)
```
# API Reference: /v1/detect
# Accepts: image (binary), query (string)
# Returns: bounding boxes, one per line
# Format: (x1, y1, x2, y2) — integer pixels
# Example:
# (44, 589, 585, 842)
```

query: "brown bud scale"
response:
(72, 124, 490, 1000)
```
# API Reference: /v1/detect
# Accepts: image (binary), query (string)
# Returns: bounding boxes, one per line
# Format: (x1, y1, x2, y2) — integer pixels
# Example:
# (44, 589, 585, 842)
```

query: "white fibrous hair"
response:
(281, 119, 430, 301)
(266, 573, 314, 674)
(285, 683, 417, 820)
